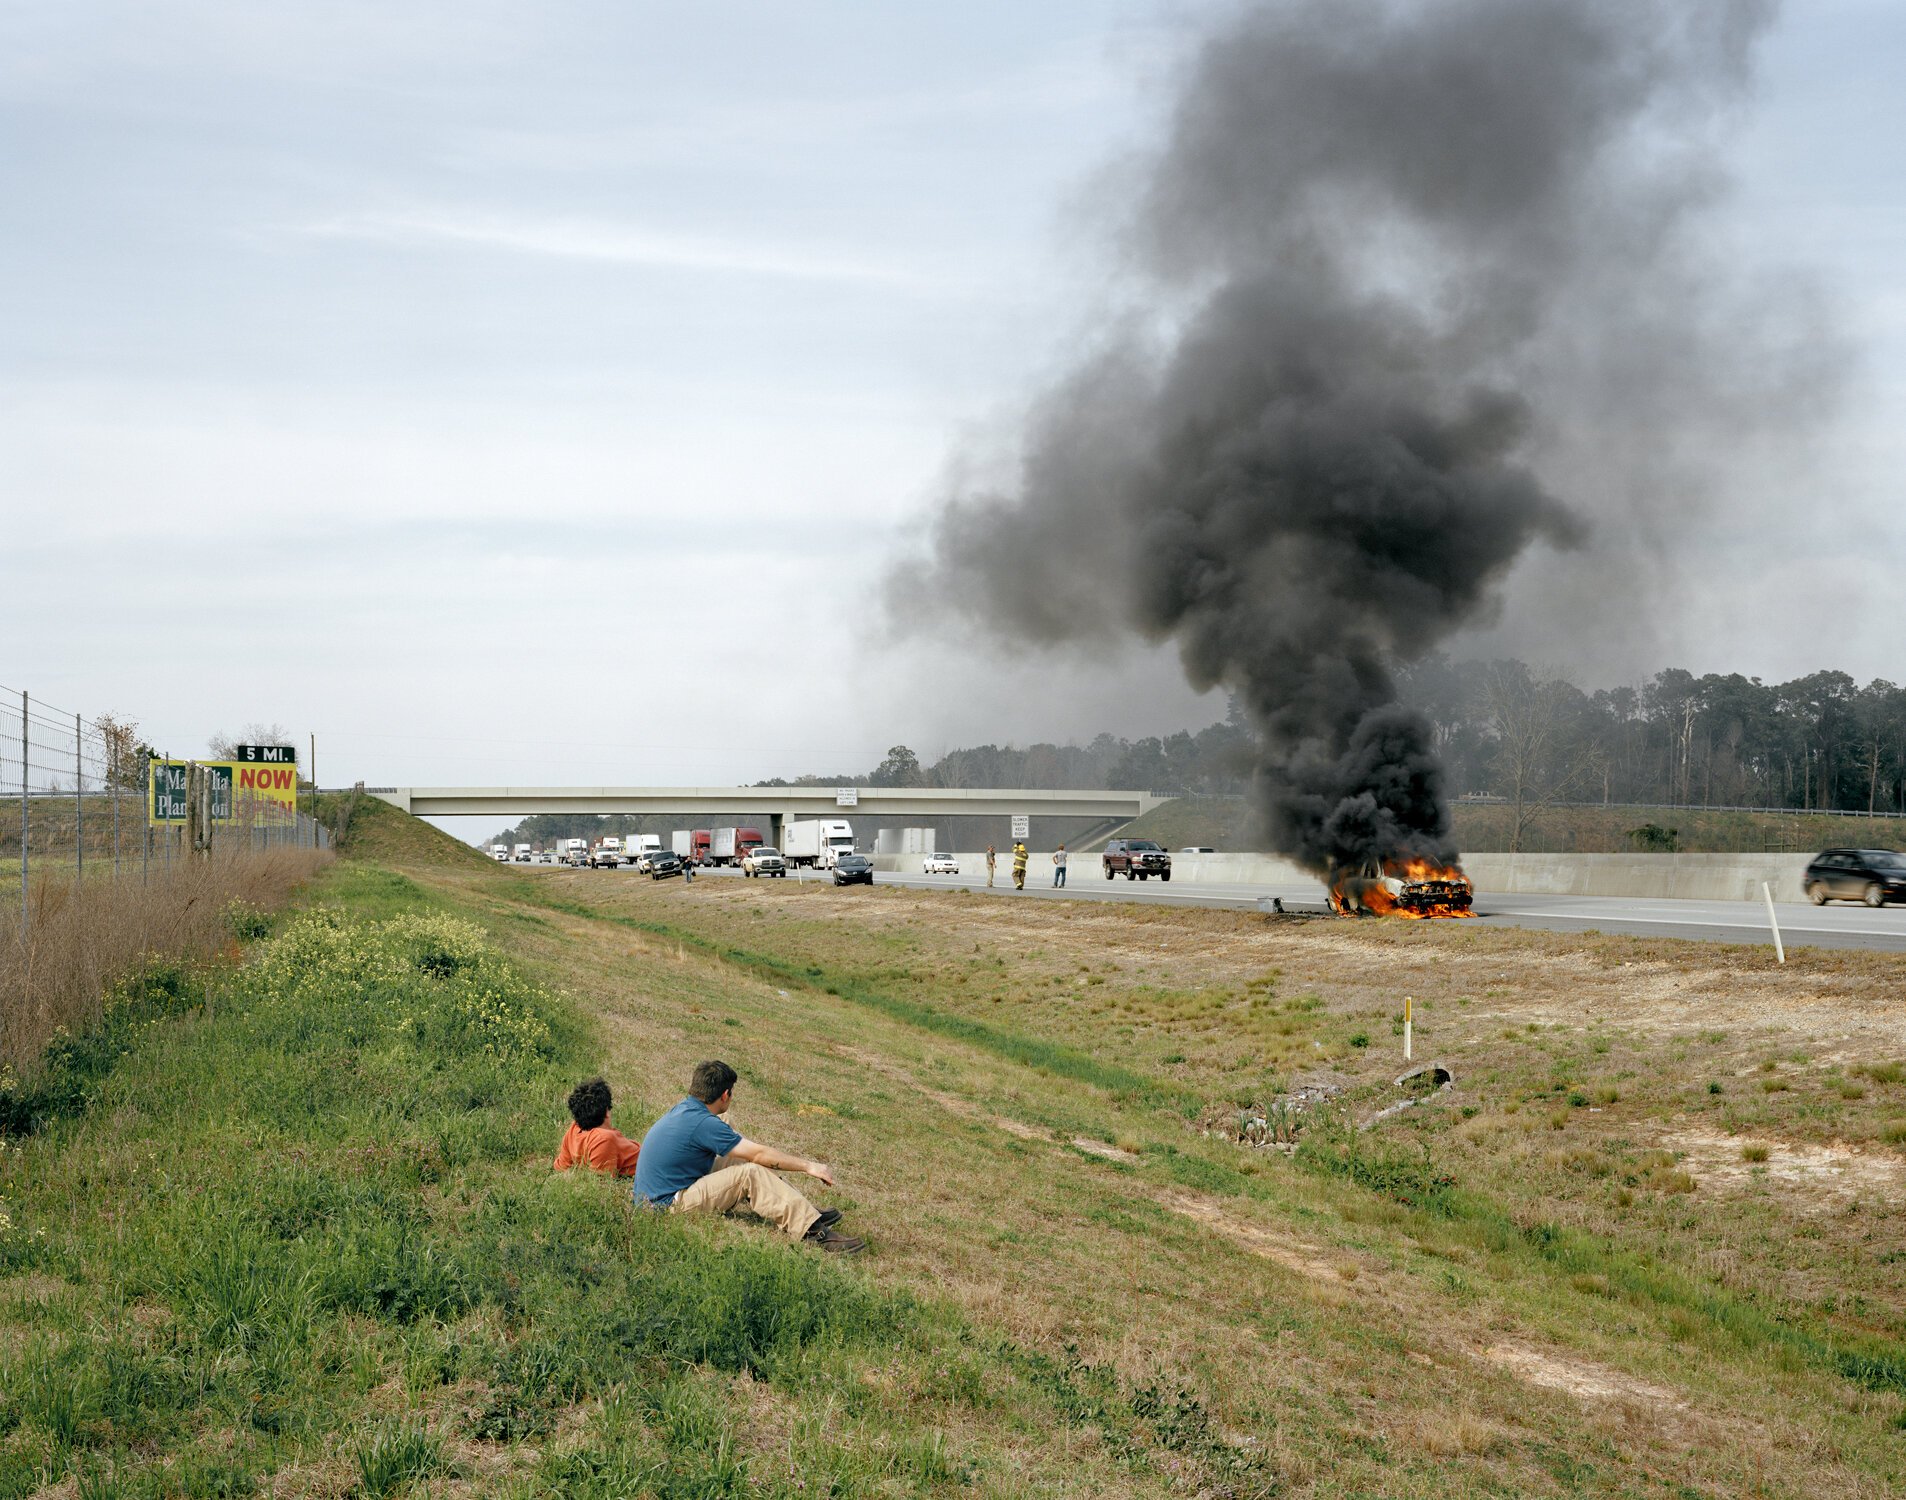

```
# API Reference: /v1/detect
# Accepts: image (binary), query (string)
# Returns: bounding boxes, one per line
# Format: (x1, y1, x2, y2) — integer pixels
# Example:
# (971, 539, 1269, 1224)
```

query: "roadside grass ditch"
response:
(0, 865, 1277, 1499)
(521, 878, 1906, 1426)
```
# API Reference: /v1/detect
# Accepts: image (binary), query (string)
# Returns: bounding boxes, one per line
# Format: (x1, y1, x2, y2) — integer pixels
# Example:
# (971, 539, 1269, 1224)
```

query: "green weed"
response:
(353, 1420, 446, 1497)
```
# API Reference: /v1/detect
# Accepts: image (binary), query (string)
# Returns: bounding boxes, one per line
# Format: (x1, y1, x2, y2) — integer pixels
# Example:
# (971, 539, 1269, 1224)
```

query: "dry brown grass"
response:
(0, 845, 329, 1066)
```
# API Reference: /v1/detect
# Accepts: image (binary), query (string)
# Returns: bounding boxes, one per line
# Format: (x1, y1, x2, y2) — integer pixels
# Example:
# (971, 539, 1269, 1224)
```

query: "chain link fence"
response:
(0, 683, 329, 945)
(3, 683, 333, 1065)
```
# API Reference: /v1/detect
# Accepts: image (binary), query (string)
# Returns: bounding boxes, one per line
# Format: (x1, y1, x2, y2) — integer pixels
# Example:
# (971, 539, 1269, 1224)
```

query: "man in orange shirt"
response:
(553, 1077, 642, 1177)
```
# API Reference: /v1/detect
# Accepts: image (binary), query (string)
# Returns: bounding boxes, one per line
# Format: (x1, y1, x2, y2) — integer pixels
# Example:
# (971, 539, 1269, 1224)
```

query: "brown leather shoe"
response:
(812, 1228, 865, 1254)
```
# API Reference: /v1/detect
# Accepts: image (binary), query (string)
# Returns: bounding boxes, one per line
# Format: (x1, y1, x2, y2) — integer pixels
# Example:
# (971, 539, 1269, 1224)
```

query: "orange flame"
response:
(1328, 857, 1475, 919)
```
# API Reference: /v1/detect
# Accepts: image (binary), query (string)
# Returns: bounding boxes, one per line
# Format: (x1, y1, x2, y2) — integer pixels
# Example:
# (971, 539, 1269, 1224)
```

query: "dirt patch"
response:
(0, 1272, 65, 1304)
(1479, 1341, 1684, 1407)
(1069, 1137, 1140, 1162)
(835, 1044, 1049, 1143)
(1662, 1128, 1905, 1201)
(1157, 1189, 1345, 1283)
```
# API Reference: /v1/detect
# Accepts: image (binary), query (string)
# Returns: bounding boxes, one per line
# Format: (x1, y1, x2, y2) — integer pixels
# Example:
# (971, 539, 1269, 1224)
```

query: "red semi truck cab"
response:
(690, 829, 712, 863)
(736, 827, 764, 858)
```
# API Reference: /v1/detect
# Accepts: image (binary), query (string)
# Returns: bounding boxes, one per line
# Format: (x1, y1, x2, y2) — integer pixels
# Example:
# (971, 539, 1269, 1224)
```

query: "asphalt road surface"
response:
(560, 860, 1906, 954)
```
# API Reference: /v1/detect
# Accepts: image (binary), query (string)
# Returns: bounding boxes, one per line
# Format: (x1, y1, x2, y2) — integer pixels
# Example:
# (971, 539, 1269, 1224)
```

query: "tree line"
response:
(768, 657, 1906, 821)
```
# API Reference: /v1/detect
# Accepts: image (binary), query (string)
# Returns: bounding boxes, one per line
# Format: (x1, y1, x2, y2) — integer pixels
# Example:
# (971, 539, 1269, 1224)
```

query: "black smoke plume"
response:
(891, 0, 1789, 884)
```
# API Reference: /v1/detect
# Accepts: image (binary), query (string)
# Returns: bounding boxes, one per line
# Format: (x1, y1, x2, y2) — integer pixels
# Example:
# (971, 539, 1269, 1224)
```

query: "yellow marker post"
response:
(1404, 995, 1413, 1062)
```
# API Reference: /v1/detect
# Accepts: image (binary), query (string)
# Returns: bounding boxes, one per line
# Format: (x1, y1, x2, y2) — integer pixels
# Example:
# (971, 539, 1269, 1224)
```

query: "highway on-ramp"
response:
(644, 863, 1906, 954)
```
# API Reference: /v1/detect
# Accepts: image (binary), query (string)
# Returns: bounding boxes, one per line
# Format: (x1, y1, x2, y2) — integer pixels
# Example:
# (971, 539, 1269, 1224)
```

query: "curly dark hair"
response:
(567, 1077, 613, 1131)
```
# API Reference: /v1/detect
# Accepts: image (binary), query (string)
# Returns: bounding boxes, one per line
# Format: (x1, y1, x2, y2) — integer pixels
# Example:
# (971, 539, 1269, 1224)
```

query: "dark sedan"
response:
(646, 850, 684, 881)
(1804, 849, 1906, 907)
(832, 854, 874, 887)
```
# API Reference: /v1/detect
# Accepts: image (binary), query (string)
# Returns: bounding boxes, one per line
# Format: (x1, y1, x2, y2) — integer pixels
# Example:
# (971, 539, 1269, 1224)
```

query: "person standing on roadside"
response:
(683, 853, 696, 884)
(985, 844, 996, 888)
(1012, 841, 1028, 890)
(1052, 843, 1067, 888)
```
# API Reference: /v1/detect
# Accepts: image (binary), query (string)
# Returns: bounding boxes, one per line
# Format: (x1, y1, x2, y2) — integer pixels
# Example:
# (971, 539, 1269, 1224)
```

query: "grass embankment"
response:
(469, 867, 1906, 1494)
(315, 791, 497, 872)
(8, 826, 1906, 1495)
(1115, 795, 1906, 855)
(0, 863, 1278, 1498)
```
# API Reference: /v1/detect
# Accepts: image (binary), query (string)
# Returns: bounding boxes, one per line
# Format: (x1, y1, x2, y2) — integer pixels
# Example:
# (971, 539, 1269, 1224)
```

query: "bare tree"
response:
(93, 712, 150, 792)
(207, 721, 289, 760)
(1484, 664, 1602, 852)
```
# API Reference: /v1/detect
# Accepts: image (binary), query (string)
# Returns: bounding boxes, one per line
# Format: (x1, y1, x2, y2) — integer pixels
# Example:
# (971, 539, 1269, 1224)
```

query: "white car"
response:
(742, 846, 788, 878)
(923, 853, 960, 875)
(1179, 846, 1216, 854)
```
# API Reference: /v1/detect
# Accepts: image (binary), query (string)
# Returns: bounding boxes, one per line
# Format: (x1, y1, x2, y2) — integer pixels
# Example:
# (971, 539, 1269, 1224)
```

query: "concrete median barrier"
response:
(872, 850, 1819, 903)
(1460, 852, 1815, 904)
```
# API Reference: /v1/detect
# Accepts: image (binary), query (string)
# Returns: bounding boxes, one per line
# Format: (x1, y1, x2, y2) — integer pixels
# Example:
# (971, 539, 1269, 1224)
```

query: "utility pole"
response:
(18, 690, 27, 939)
(75, 712, 83, 887)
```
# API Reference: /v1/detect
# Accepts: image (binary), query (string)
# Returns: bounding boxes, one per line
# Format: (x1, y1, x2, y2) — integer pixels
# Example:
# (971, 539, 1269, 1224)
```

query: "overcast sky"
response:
(6, 1, 1902, 810)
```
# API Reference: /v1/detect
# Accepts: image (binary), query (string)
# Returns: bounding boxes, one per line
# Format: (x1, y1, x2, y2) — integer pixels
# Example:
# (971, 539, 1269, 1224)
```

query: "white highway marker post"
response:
(1404, 995, 1413, 1062)
(1762, 882, 1785, 965)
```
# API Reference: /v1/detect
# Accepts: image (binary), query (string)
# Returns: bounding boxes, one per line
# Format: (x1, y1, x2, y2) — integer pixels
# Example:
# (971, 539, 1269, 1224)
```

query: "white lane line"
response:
(1481, 909, 1906, 939)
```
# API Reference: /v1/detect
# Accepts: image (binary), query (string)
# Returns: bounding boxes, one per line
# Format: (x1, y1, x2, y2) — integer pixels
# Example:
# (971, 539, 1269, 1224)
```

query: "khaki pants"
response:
(672, 1158, 820, 1239)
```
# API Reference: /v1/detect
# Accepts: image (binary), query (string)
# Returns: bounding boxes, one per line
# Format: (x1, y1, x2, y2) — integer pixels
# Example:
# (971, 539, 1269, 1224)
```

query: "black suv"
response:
(1803, 849, 1906, 907)
(1102, 839, 1172, 882)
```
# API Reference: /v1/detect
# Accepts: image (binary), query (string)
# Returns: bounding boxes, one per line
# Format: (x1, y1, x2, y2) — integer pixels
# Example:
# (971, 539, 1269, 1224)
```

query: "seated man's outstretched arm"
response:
(728, 1137, 834, 1186)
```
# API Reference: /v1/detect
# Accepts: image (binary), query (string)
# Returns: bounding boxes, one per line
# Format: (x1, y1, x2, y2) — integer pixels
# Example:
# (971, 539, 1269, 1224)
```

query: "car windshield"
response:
(1129, 841, 1161, 851)
(1864, 851, 1906, 868)
(756, 848, 779, 857)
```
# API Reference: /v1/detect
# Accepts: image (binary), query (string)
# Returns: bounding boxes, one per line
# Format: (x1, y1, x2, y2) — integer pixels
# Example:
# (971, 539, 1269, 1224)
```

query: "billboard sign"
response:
(150, 761, 190, 822)
(149, 756, 290, 825)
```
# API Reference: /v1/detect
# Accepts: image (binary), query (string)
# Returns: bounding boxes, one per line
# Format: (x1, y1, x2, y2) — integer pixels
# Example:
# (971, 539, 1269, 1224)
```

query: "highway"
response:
(570, 861, 1906, 954)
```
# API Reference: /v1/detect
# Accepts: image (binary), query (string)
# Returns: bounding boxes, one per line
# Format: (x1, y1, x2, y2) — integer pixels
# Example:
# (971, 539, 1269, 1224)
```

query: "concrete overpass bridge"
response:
(366, 786, 1166, 849)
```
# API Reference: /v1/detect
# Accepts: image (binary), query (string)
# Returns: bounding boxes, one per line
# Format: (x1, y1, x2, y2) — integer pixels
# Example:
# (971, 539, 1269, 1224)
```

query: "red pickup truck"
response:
(1102, 839, 1172, 881)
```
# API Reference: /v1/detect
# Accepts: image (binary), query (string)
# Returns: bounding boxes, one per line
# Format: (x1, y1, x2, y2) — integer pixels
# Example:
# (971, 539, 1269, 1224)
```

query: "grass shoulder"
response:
(0, 860, 1273, 1499)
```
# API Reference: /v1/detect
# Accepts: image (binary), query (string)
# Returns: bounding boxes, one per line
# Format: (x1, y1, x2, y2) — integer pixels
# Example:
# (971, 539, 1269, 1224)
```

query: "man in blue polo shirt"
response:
(634, 1059, 863, 1254)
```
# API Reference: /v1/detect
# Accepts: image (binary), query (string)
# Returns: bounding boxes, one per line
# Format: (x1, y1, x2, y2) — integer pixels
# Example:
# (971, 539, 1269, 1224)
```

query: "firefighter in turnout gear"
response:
(1012, 841, 1028, 890)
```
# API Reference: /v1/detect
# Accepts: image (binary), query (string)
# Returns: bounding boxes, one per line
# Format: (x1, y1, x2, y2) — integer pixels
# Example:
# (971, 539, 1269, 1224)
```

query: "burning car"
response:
(1329, 858, 1474, 919)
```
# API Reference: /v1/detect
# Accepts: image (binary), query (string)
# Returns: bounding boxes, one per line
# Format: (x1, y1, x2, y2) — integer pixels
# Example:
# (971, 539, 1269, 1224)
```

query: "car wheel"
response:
(1137, 872, 1147, 881)
(1161, 872, 1171, 883)
(1104, 868, 1113, 880)
(1808, 882, 1828, 906)
(1865, 882, 1885, 908)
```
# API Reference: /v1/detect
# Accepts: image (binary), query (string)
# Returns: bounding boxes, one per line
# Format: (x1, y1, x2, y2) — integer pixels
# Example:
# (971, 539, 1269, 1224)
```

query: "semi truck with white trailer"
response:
(562, 837, 589, 866)
(782, 819, 856, 868)
(708, 826, 765, 867)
